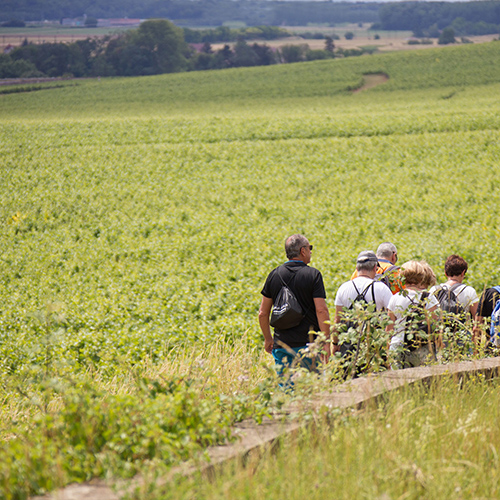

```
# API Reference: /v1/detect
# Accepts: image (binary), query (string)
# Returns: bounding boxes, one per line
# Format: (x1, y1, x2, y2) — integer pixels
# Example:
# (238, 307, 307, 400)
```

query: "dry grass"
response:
(211, 33, 499, 54)
(153, 335, 272, 396)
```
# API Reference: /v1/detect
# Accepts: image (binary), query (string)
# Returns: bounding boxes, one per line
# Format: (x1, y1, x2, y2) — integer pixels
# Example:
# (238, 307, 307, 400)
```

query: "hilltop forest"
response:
(1, 0, 500, 37)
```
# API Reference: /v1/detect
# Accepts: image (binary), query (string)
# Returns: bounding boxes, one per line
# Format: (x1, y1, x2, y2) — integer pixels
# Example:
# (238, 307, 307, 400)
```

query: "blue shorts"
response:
(272, 346, 316, 376)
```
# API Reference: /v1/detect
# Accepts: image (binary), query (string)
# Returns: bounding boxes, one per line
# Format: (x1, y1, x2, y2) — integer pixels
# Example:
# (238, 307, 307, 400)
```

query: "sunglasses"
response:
(301, 245, 313, 251)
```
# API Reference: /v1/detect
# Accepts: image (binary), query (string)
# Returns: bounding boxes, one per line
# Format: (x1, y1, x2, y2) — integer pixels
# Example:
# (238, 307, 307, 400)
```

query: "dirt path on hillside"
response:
(353, 73, 389, 93)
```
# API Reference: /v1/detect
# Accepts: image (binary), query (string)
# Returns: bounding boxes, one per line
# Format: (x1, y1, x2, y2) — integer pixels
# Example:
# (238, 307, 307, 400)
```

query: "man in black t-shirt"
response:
(258, 234, 330, 373)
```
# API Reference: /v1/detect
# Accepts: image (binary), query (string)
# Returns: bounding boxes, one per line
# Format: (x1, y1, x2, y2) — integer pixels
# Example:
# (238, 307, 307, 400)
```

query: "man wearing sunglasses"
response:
(259, 234, 331, 375)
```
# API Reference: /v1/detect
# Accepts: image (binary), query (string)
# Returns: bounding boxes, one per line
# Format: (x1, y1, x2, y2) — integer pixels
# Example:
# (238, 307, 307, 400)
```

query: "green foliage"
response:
(0, 0, 381, 27)
(2, 41, 500, 496)
(278, 43, 309, 63)
(380, 1, 500, 36)
(131, 19, 188, 74)
(6, 19, 188, 78)
(162, 376, 500, 499)
(336, 306, 391, 377)
(439, 27, 456, 45)
(183, 25, 289, 44)
(0, 372, 271, 499)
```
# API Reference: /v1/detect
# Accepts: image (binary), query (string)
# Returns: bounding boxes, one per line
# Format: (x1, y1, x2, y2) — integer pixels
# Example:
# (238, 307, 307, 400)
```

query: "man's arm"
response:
(314, 297, 331, 360)
(258, 296, 274, 354)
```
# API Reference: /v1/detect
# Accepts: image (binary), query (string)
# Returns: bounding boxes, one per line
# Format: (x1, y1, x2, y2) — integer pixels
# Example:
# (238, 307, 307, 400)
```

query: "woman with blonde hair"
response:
(386, 260, 440, 368)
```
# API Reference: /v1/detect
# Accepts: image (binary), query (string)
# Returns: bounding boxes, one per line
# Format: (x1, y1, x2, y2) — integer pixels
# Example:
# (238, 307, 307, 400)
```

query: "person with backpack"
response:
(429, 255, 479, 349)
(258, 234, 331, 376)
(476, 287, 500, 348)
(351, 242, 402, 294)
(334, 251, 393, 374)
(387, 260, 440, 368)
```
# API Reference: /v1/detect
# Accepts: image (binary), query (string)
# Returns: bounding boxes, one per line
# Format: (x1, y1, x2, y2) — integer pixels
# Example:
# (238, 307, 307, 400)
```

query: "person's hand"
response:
(264, 338, 273, 354)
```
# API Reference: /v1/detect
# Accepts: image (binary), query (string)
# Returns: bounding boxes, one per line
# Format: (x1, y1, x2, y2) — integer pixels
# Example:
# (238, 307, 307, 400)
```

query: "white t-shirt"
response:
(335, 276, 393, 311)
(388, 289, 439, 350)
(428, 282, 479, 314)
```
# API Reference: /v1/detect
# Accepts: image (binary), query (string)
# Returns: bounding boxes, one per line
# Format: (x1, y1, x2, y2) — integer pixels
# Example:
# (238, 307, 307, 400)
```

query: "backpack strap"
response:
(276, 264, 305, 288)
(408, 290, 429, 307)
(382, 265, 399, 275)
(352, 280, 375, 301)
(449, 282, 466, 298)
(362, 281, 376, 303)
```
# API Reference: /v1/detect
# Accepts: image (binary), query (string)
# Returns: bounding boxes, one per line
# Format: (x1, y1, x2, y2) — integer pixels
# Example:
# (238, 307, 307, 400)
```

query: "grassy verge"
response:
(154, 374, 500, 500)
(0, 337, 275, 499)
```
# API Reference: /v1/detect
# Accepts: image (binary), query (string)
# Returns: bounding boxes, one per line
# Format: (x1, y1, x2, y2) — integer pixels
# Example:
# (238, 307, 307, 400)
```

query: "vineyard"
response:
(1, 41, 500, 498)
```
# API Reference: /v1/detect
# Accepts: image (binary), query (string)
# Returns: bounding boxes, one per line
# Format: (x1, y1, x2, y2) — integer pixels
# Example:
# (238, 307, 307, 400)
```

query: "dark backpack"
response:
(269, 269, 304, 330)
(435, 283, 466, 317)
(404, 291, 431, 352)
(349, 281, 375, 311)
(374, 264, 399, 290)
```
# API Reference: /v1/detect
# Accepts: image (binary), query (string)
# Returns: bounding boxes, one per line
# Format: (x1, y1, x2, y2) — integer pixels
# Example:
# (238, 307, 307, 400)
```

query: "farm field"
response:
(2, 41, 500, 497)
(1, 22, 497, 55)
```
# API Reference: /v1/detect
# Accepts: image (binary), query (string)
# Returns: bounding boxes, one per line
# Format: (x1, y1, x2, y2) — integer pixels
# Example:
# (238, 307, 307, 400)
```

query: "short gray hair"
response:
(285, 234, 309, 260)
(356, 260, 378, 273)
(376, 242, 397, 259)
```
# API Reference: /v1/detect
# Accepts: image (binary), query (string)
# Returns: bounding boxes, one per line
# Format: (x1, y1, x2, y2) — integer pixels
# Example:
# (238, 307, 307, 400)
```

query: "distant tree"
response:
(129, 19, 188, 74)
(306, 49, 330, 61)
(183, 28, 202, 44)
(439, 27, 456, 45)
(426, 24, 441, 38)
(90, 55, 115, 77)
(324, 36, 335, 52)
(201, 41, 213, 54)
(374, 34, 380, 40)
(0, 54, 38, 78)
(211, 44, 234, 69)
(279, 44, 308, 63)
(233, 38, 259, 67)
(344, 31, 355, 40)
(192, 52, 214, 71)
(251, 43, 276, 65)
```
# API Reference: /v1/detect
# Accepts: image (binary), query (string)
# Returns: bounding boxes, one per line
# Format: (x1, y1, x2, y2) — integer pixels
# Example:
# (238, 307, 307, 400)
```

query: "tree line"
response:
(0, 0, 379, 26)
(0, 20, 376, 79)
(1, 0, 500, 37)
(376, 1, 500, 37)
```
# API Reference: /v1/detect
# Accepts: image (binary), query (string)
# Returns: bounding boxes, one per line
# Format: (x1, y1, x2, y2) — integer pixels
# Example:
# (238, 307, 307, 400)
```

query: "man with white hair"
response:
(351, 242, 401, 293)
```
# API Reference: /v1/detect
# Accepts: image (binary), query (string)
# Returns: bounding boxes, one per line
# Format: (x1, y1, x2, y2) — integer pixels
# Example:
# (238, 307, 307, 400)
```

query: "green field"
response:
(2, 41, 500, 498)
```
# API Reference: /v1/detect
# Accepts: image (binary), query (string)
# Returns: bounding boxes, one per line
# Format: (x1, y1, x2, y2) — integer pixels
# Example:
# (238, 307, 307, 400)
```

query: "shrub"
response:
(439, 27, 456, 45)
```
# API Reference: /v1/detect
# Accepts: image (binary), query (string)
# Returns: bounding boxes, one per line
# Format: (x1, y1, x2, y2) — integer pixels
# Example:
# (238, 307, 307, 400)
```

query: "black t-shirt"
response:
(477, 287, 500, 318)
(261, 260, 326, 349)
